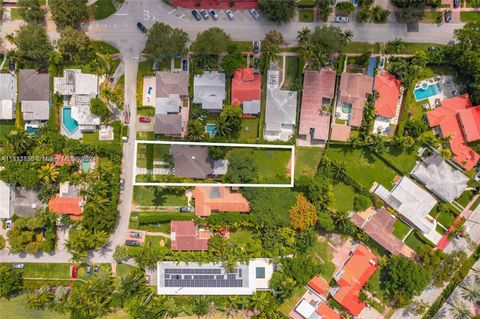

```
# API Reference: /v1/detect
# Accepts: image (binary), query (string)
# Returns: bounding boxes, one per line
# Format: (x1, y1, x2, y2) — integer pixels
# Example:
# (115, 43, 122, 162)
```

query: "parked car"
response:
(136, 22, 147, 33)
(192, 10, 202, 21)
(180, 206, 194, 212)
(335, 16, 349, 23)
(454, 232, 464, 239)
(182, 59, 188, 71)
(379, 57, 385, 67)
(199, 9, 209, 19)
(225, 9, 235, 20)
(130, 232, 143, 238)
(444, 10, 452, 23)
(126, 240, 141, 246)
(250, 8, 260, 20)
(253, 41, 260, 54)
(453, 0, 460, 8)
(94, 265, 100, 273)
(12, 264, 24, 269)
(139, 116, 151, 123)
(119, 178, 125, 191)
(86, 265, 92, 276)
(71, 266, 78, 279)
(208, 9, 218, 20)
(6, 220, 12, 230)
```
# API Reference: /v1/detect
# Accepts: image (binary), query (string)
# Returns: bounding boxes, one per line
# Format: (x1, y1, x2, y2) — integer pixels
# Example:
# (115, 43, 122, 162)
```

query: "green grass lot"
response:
(422, 11, 443, 23)
(467, 0, 480, 7)
(10, 8, 23, 20)
(0, 120, 15, 142)
(226, 148, 291, 183)
(471, 196, 480, 210)
(309, 240, 336, 279)
(91, 41, 120, 55)
(137, 60, 154, 106)
(382, 145, 419, 175)
(342, 42, 381, 54)
(128, 212, 172, 233)
(436, 209, 457, 228)
(295, 147, 323, 176)
(0, 263, 111, 281)
(116, 264, 136, 278)
(282, 56, 299, 90)
(461, 11, 480, 22)
(333, 182, 356, 213)
(299, 9, 315, 22)
(0, 294, 131, 319)
(145, 235, 167, 248)
(386, 43, 446, 55)
(298, 0, 317, 6)
(88, 0, 117, 20)
(238, 118, 259, 141)
(229, 230, 254, 246)
(137, 106, 155, 117)
(436, 224, 447, 235)
(137, 131, 155, 140)
(392, 219, 411, 240)
(136, 143, 147, 168)
(325, 145, 397, 189)
(405, 231, 432, 251)
(82, 121, 122, 146)
(456, 191, 474, 207)
(132, 186, 187, 206)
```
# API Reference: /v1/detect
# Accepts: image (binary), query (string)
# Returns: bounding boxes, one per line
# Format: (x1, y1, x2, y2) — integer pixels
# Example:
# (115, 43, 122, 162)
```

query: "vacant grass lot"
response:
(133, 186, 187, 206)
(333, 182, 356, 213)
(392, 219, 411, 240)
(325, 145, 397, 189)
(309, 240, 336, 279)
(461, 11, 480, 22)
(282, 56, 299, 90)
(295, 147, 322, 176)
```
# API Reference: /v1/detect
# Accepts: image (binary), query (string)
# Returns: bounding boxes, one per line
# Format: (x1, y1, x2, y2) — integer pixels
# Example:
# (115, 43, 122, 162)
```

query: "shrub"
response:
(229, 1, 235, 7)
(137, 213, 195, 225)
(353, 195, 373, 211)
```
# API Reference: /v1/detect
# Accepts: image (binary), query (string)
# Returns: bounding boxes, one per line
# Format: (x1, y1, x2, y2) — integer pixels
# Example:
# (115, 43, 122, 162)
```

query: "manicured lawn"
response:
(405, 231, 431, 251)
(309, 240, 336, 279)
(325, 145, 397, 189)
(299, 9, 315, 22)
(342, 42, 380, 54)
(282, 56, 299, 90)
(136, 143, 147, 168)
(392, 219, 411, 240)
(386, 43, 445, 54)
(238, 118, 259, 140)
(229, 230, 254, 246)
(461, 11, 480, 22)
(133, 186, 187, 206)
(471, 196, 480, 210)
(436, 210, 457, 228)
(0, 263, 111, 281)
(10, 8, 23, 20)
(145, 235, 168, 248)
(91, 41, 120, 55)
(88, 0, 117, 20)
(295, 147, 322, 176)
(333, 182, 356, 213)
(421, 11, 443, 23)
(82, 121, 122, 146)
(0, 120, 15, 142)
(116, 264, 137, 278)
(227, 148, 291, 183)
(137, 107, 155, 117)
(153, 144, 171, 161)
(456, 190, 474, 208)
(382, 145, 419, 175)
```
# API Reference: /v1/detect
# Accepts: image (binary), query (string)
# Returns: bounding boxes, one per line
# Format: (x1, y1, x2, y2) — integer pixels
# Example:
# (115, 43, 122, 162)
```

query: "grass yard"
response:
(382, 145, 419, 175)
(405, 231, 432, 251)
(133, 186, 187, 206)
(238, 118, 259, 140)
(298, 9, 315, 22)
(116, 264, 136, 278)
(153, 144, 171, 161)
(298, 0, 317, 6)
(88, 0, 117, 20)
(461, 11, 480, 22)
(366, 267, 390, 303)
(342, 42, 381, 54)
(145, 235, 167, 248)
(91, 41, 120, 55)
(82, 121, 122, 146)
(0, 120, 15, 142)
(456, 190, 474, 208)
(137, 107, 155, 117)
(10, 8, 23, 20)
(436, 210, 457, 228)
(309, 240, 336, 279)
(467, 0, 480, 6)
(471, 196, 480, 210)
(333, 182, 356, 213)
(229, 230, 255, 246)
(325, 145, 397, 189)
(278, 287, 306, 317)
(392, 219, 411, 240)
(295, 147, 323, 176)
(421, 11, 443, 23)
(282, 56, 299, 90)
(226, 148, 291, 183)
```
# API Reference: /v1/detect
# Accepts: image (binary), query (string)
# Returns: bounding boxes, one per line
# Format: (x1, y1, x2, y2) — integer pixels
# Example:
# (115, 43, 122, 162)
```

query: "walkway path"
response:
(437, 194, 479, 250)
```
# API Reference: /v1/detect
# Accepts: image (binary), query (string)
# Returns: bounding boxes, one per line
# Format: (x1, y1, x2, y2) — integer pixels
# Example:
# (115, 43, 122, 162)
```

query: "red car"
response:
(70, 266, 78, 279)
(139, 116, 151, 123)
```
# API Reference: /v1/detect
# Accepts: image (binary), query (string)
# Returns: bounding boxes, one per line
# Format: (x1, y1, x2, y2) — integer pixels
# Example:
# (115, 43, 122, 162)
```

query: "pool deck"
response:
(414, 76, 459, 108)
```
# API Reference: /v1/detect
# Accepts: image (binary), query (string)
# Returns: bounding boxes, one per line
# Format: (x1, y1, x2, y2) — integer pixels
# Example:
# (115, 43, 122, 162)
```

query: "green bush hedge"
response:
(137, 213, 195, 225)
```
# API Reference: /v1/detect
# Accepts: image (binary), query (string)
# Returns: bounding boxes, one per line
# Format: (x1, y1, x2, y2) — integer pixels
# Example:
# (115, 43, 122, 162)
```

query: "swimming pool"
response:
(414, 83, 441, 101)
(62, 106, 79, 134)
(205, 123, 217, 137)
(81, 160, 91, 172)
(342, 104, 352, 114)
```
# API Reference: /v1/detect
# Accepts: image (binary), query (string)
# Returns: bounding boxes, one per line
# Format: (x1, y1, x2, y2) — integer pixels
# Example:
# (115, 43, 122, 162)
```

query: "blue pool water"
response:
(205, 123, 217, 137)
(342, 104, 352, 114)
(366, 57, 377, 77)
(62, 107, 79, 134)
(81, 160, 91, 172)
(414, 83, 441, 101)
(26, 126, 38, 133)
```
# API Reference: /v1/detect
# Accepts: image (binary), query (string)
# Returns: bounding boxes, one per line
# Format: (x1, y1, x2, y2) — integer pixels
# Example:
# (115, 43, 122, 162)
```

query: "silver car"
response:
(226, 9, 235, 20)
(250, 9, 260, 20)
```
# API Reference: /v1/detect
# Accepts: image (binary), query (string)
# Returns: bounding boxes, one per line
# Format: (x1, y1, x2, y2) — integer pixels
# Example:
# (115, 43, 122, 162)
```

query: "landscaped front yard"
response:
(404, 231, 432, 251)
(282, 56, 299, 90)
(132, 186, 187, 206)
(295, 147, 323, 176)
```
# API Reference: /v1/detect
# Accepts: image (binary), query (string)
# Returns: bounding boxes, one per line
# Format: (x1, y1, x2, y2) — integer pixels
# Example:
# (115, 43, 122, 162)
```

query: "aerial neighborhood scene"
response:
(1, 0, 480, 318)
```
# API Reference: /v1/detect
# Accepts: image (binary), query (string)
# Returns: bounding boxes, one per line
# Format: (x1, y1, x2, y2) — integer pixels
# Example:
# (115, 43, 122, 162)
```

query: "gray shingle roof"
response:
(156, 71, 189, 98)
(19, 69, 49, 102)
(171, 145, 214, 179)
(154, 114, 182, 136)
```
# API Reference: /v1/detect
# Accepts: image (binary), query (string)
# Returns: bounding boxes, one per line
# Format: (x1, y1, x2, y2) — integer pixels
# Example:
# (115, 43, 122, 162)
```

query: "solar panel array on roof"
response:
(164, 267, 244, 288)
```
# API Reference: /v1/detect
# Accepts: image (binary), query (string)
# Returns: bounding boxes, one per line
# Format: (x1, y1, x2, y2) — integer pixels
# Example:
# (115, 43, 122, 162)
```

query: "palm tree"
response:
(216, 117, 233, 138)
(262, 42, 279, 66)
(450, 300, 471, 319)
(461, 280, 480, 304)
(7, 129, 32, 155)
(297, 27, 311, 45)
(341, 30, 354, 44)
(388, 37, 405, 54)
(187, 120, 208, 142)
(317, 0, 333, 22)
(38, 163, 59, 185)
(192, 296, 210, 318)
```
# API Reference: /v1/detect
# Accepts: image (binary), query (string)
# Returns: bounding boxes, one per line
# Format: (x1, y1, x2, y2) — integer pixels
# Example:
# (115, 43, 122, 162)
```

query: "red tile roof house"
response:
(298, 69, 336, 146)
(170, 220, 211, 251)
(289, 276, 343, 319)
(372, 73, 403, 135)
(331, 73, 374, 142)
(331, 244, 379, 317)
(231, 68, 262, 117)
(191, 186, 250, 217)
(48, 181, 84, 220)
(426, 94, 480, 170)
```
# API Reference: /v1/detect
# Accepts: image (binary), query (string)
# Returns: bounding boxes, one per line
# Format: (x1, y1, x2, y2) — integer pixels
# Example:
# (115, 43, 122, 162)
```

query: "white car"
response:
(250, 9, 260, 20)
(225, 9, 235, 20)
(335, 16, 349, 23)
(6, 220, 12, 230)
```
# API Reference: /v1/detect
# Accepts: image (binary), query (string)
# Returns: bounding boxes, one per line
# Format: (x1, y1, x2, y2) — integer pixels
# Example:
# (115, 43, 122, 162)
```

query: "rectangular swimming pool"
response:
(414, 83, 441, 101)
(62, 106, 79, 134)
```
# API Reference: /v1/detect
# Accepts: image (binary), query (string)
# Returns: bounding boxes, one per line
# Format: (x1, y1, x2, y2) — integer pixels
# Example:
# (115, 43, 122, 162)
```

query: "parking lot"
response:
(170, 7, 264, 24)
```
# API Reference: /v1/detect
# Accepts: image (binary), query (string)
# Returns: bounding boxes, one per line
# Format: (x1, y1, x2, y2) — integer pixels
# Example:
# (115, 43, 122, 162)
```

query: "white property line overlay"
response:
(133, 140, 295, 188)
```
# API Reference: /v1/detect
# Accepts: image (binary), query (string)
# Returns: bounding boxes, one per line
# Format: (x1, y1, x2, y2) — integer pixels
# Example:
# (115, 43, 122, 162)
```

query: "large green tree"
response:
(223, 154, 257, 184)
(391, 0, 425, 24)
(216, 105, 242, 138)
(49, 0, 88, 28)
(259, 0, 296, 24)
(18, 0, 45, 23)
(10, 22, 52, 68)
(191, 27, 232, 56)
(143, 22, 188, 61)
(0, 266, 23, 299)
(57, 27, 93, 63)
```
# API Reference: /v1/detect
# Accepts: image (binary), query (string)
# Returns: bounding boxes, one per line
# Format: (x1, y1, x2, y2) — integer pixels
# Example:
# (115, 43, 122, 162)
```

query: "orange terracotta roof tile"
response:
(308, 276, 329, 297)
(374, 73, 401, 118)
(192, 186, 250, 217)
(231, 68, 261, 106)
(48, 195, 83, 216)
(316, 303, 343, 319)
(170, 220, 209, 251)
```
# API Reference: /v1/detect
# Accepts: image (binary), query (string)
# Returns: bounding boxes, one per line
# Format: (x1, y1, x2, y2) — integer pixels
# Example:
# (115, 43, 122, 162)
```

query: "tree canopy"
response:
(49, 0, 88, 29)
(191, 28, 232, 56)
(18, 0, 45, 23)
(10, 22, 52, 68)
(57, 27, 93, 63)
(259, 0, 296, 24)
(143, 22, 188, 61)
(0, 265, 23, 299)
(290, 195, 318, 231)
(223, 154, 257, 184)
(391, 0, 425, 24)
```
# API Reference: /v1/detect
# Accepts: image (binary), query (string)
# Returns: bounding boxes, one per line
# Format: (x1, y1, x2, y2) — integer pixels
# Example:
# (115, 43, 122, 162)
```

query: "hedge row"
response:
(137, 213, 195, 225)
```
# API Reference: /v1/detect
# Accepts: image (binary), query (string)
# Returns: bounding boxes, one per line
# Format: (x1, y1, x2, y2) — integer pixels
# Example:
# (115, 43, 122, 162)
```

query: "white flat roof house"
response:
(157, 258, 273, 295)
(0, 181, 12, 219)
(411, 153, 468, 203)
(374, 177, 442, 244)
(193, 71, 226, 111)
(264, 70, 297, 141)
(0, 73, 16, 120)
